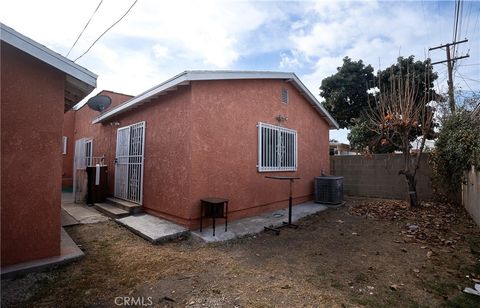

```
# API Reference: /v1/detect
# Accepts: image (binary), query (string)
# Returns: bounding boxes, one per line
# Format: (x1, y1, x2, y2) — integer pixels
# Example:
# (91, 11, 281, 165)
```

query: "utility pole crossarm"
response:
(428, 38, 469, 114)
(431, 54, 470, 65)
(428, 39, 468, 51)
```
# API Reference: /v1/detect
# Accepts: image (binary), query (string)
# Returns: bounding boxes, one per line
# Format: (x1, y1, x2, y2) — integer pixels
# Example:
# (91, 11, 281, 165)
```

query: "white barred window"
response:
(257, 122, 297, 172)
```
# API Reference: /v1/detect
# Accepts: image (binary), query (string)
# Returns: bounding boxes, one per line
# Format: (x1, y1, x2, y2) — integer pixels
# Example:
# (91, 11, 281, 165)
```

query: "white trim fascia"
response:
(289, 73, 339, 129)
(92, 70, 339, 128)
(92, 72, 189, 124)
(0, 23, 97, 88)
(186, 70, 293, 81)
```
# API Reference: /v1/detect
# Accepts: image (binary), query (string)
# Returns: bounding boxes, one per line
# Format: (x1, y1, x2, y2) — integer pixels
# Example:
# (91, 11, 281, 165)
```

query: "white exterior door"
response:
(114, 121, 145, 204)
(73, 138, 92, 203)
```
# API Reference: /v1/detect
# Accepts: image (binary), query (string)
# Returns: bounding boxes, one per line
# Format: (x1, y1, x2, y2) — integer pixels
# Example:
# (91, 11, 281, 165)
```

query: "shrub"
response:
(431, 110, 480, 203)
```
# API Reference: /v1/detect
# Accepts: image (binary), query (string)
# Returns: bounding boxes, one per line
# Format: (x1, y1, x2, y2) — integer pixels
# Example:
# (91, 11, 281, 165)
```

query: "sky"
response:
(1, 0, 479, 143)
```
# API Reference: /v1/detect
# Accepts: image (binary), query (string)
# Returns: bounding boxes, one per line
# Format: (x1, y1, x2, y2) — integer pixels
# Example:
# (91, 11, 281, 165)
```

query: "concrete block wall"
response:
(463, 166, 480, 226)
(331, 153, 433, 201)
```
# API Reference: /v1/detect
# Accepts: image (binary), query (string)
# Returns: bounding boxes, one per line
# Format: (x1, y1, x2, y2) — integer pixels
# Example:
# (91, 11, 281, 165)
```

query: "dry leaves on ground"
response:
(348, 198, 470, 247)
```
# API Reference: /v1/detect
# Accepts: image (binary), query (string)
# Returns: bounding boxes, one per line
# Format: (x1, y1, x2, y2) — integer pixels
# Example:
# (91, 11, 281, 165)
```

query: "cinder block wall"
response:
(331, 153, 433, 201)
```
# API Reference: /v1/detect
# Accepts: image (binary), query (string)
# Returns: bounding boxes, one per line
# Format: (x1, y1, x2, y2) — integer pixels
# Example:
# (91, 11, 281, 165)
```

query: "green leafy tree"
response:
(348, 120, 397, 153)
(321, 56, 438, 154)
(377, 56, 438, 105)
(320, 57, 375, 128)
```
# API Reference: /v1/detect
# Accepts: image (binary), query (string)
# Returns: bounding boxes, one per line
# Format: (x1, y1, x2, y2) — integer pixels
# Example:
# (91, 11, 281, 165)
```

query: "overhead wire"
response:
(74, 0, 138, 62)
(455, 70, 477, 94)
(66, 0, 104, 57)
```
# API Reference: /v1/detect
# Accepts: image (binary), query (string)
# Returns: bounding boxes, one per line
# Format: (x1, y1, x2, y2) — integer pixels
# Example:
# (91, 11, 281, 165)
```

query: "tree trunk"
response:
(405, 173, 419, 207)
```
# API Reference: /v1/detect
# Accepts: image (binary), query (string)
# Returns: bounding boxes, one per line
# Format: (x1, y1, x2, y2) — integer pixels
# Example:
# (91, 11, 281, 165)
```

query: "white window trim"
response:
(62, 136, 68, 155)
(257, 122, 297, 172)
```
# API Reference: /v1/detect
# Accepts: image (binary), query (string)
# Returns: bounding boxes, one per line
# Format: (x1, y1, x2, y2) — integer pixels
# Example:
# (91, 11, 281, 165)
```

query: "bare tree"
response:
(367, 69, 434, 207)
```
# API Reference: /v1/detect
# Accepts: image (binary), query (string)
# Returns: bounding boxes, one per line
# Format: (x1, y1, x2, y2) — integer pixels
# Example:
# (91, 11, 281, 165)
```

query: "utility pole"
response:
(429, 39, 469, 113)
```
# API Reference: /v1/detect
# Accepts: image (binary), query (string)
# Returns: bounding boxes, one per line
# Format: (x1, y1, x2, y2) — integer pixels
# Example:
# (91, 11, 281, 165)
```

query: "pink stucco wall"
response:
(126, 87, 193, 222)
(1, 42, 64, 266)
(71, 90, 134, 192)
(71, 79, 330, 229)
(188, 79, 330, 227)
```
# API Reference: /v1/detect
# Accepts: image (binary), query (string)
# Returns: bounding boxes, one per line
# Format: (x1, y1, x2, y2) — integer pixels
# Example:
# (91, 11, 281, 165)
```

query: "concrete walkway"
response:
(114, 201, 330, 244)
(1, 229, 84, 278)
(61, 209, 79, 227)
(61, 192, 331, 245)
(192, 201, 328, 242)
(116, 214, 188, 244)
(1, 192, 109, 277)
(61, 192, 108, 224)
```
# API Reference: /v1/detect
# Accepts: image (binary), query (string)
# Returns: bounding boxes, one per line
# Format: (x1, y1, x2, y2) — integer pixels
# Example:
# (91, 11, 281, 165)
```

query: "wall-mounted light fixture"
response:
(110, 121, 120, 126)
(275, 114, 288, 123)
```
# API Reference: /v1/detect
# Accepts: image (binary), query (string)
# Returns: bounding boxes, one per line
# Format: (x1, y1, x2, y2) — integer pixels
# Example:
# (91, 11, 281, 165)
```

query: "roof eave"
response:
(0, 23, 97, 89)
(92, 71, 339, 129)
(92, 72, 189, 124)
(289, 74, 339, 129)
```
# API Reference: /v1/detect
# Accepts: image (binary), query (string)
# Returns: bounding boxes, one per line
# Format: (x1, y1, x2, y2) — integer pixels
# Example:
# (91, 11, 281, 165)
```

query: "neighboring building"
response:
(329, 142, 357, 155)
(1, 23, 97, 267)
(61, 90, 133, 189)
(69, 71, 338, 229)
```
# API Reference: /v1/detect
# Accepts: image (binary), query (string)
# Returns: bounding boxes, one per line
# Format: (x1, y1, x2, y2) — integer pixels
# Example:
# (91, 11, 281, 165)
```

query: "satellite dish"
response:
(87, 95, 112, 112)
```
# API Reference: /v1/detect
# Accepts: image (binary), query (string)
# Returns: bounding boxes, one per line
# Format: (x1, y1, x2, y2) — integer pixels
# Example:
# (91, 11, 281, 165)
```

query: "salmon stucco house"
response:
(68, 71, 339, 229)
(1, 23, 97, 271)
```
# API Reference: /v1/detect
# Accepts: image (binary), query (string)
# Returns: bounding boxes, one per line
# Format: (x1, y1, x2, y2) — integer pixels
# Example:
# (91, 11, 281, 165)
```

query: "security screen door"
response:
(114, 122, 145, 204)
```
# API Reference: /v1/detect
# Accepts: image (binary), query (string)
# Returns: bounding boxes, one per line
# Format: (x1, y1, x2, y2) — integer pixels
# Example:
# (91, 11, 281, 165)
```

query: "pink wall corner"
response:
(1, 42, 63, 266)
(110, 86, 194, 225)
(72, 86, 195, 226)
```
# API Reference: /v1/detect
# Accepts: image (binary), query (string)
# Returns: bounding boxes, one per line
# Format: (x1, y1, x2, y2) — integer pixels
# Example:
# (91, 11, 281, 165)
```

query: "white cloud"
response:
(1, 0, 477, 113)
(152, 44, 170, 59)
(110, 0, 271, 68)
(279, 51, 302, 69)
(285, 0, 475, 97)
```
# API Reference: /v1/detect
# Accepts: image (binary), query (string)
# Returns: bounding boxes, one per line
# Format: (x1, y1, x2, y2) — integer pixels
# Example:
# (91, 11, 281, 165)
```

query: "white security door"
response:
(73, 138, 91, 203)
(114, 122, 145, 204)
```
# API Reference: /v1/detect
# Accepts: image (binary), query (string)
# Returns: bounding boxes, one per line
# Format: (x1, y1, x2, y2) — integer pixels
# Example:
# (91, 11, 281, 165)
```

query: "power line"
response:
(74, 0, 138, 62)
(66, 0, 104, 57)
(452, 0, 467, 59)
(462, 1, 473, 38)
(452, 0, 459, 44)
(457, 74, 480, 83)
(458, 63, 480, 67)
(456, 70, 476, 93)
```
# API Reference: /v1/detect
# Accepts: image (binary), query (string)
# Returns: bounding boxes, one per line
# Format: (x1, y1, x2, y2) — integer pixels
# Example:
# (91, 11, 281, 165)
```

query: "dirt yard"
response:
(2, 197, 480, 307)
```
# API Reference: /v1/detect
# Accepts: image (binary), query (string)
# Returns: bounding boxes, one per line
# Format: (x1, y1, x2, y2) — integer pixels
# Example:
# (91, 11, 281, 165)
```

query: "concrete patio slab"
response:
(61, 192, 74, 203)
(191, 201, 329, 242)
(62, 203, 108, 224)
(116, 214, 189, 244)
(61, 209, 79, 227)
(1, 229, 84, 278)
